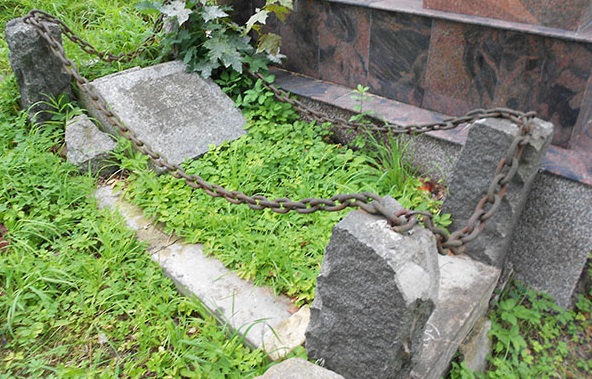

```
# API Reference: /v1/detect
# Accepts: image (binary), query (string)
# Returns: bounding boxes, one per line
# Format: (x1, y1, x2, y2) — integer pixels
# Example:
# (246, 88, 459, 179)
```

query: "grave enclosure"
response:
(5, 1, 592, 378)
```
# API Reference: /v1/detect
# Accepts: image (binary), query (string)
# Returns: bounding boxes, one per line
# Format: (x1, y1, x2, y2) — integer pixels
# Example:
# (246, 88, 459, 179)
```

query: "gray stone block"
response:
(305, 197, 439, 379)
(459, 318, 493, 373)
(254, 358, 345, 379)
(410, 255, 500, 379)
(65, 114, 117, 176)
(442, 117, 554, 266)
(5, 18, 73, 123)
(79, 61, 246, 171)
(509, 173, 592, 308)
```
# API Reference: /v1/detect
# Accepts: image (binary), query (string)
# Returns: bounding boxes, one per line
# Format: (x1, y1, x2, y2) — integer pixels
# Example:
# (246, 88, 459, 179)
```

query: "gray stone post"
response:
(5, 18, 73, 123)
(442, 118, 554, 267)
(305, 197, 439, 379)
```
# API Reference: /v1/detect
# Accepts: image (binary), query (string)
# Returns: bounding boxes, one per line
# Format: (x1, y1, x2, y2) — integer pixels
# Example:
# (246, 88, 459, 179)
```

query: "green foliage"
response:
(0, 2, 271, 377)
(119, 81, 445, 305)
(0, 0, 159, 78)
(448, 278, 592, 379)
(0, 83, 269, 379)
(138, 0, 292, 78)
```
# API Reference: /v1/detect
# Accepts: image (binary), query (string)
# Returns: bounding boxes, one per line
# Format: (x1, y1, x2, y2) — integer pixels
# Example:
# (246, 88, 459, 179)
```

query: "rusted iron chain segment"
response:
(23, 10, 537, 255)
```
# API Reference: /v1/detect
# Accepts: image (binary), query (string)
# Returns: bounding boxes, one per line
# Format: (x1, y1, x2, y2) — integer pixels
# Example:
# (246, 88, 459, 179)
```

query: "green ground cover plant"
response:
(0, 78, 270, 378)
(448, 270, 592, 379)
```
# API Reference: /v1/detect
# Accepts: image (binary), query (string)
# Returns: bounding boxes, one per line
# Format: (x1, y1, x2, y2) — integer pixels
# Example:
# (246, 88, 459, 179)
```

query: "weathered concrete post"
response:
(5, 18, 73, 123)
(442, 118, 554, 267)
(305, 197, 439, 379)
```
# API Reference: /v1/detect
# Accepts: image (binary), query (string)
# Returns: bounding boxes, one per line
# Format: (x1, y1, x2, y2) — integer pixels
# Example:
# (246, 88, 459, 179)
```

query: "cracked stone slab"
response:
(95, 185, 295, 350)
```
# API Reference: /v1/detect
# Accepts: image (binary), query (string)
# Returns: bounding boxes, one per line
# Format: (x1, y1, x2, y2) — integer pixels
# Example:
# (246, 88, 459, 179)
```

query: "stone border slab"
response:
(95, 185, 295, 350)
(411, 255, 501, 379)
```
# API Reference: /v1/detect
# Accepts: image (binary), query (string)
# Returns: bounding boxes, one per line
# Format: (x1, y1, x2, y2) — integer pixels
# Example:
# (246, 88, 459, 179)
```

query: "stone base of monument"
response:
(410, 255, 500, 379)
(79, 61, 246, 172)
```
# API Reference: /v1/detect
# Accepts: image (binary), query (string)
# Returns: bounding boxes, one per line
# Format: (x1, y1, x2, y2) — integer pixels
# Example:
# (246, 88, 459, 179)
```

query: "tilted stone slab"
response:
(442, 117, 554, 267)
(410, 255, 500, 379)
(80, 61, 245, 170)
(306, 197, 439, 379)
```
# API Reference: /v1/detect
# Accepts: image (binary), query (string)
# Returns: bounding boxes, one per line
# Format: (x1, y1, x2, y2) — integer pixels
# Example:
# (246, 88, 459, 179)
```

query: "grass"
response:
(0, 0, 160, 78)
(0, 1, 271, 377)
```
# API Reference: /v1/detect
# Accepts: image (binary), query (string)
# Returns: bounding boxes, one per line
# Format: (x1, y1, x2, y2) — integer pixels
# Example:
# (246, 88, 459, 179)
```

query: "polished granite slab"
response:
(423, 0, 592, 32)
(271, 68, 592, 186)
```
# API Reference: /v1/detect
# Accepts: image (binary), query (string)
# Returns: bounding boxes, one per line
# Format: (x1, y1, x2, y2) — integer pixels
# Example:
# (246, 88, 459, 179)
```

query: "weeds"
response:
(448, 275, 592, 379)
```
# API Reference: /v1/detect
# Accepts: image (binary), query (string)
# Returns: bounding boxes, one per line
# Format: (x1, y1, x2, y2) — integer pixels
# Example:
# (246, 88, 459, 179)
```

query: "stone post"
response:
(442, 118, 554, 267)
(305, 197, 439, 379)
(5, 18, 73, 123)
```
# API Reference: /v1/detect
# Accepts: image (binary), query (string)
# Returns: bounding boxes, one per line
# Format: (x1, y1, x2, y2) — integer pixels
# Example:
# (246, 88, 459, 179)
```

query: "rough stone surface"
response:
(442, 118, 554, 267)
(254, 358, 345, 379)
(410, 255, 500, 379)
(66, 114, 118, 176)
(95, 186, 295, 349)
(305, 197, 439, 379)
(459, 318, 492, 373)
(80, 61, 245, 171)
(5, 18, 73, 123)
(509, 173, 592, 308)
(263, 305, 310, 360)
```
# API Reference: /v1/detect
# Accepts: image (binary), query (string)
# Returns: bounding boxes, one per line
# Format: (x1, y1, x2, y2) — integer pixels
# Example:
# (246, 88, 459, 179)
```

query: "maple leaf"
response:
(204, 34, 249, 73)
(202, 5, 229, 23)
(267, 0, 293, 9)
(256, 33, 282, 56)
(264, 4, 292, 21)
(244, 8, 269, 35)
(160, 0, 193, 27)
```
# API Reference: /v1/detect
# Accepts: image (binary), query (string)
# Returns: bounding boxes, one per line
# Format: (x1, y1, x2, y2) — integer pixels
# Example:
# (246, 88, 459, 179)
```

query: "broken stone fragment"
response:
(65, 114, 118, 176)
(306, 196, 439, 379)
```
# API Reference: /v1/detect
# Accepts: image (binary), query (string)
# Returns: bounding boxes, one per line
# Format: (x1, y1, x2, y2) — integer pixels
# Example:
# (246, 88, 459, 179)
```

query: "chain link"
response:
(23, 10, 537, 256)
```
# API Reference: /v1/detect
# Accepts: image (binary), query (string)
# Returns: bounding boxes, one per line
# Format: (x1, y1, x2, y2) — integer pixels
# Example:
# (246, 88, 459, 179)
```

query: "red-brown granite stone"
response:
(423, 20, 502, 116)
(367, 10, 432, 107)
(319, 2, 370, 87)
(423, 0, 591, 31)
(276, 0, 323, 78)
(495, 33, 592, 147)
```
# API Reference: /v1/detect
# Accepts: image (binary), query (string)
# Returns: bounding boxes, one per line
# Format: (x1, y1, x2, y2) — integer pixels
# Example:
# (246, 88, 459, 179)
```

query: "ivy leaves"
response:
(136, 0, 292, 78)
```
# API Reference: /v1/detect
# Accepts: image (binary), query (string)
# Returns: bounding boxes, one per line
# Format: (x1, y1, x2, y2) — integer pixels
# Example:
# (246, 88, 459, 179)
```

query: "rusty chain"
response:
(23, 10, 537, 255)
